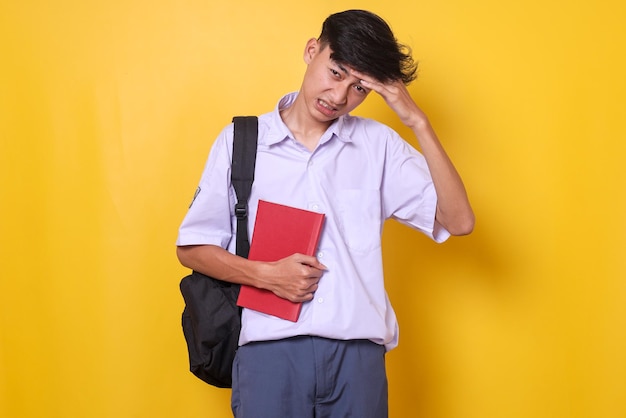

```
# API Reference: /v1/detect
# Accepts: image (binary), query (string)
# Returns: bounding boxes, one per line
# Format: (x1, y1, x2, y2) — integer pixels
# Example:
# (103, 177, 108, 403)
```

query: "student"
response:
(176, 9, 474, 418)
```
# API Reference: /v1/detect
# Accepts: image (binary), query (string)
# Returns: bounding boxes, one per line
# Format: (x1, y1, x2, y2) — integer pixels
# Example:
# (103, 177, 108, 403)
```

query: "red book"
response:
(236, 200, 325, 322)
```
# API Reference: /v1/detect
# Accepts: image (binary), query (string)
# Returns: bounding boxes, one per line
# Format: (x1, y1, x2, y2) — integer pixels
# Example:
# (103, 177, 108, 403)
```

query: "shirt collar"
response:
(263, 92, 354, 146)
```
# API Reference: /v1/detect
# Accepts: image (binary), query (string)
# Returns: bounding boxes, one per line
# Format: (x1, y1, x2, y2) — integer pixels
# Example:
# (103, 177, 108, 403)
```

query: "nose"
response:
(328, 84, 349, 106)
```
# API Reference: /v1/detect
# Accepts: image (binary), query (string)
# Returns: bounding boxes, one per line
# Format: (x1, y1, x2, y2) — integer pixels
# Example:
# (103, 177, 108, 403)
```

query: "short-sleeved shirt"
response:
(177, 92, 449, 351)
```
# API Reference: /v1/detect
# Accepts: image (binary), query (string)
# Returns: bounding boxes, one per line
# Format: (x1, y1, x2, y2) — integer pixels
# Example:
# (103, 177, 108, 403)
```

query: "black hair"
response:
(318, 10, 417, 85)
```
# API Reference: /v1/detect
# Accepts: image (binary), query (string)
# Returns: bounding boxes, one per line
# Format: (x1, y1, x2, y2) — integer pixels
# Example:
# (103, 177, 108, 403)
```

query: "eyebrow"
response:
(332, 60, 350, 75)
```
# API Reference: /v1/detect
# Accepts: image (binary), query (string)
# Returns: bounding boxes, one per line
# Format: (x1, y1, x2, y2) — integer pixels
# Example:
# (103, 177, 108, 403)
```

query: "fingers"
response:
(289, 253, 328, 271)
(293, 264, 324, 302)
(356, 76, 386, 95)
(351, 70, 400, 92)
(277, 274, 320, 303)
(349, 70, 380, 91)
(350, 69, 421, 127)
(350, 69, 376, 84)
(294, 280, 319, 302)
(356, 75, 408, 107)
(266, 253, 327, 302)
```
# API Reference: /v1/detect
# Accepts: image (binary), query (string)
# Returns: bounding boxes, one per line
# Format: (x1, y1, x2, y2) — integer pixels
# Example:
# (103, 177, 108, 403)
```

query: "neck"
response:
(280, 94, 334, 151)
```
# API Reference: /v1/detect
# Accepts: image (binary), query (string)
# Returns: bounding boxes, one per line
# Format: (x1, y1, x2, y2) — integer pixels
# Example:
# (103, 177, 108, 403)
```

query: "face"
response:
(300, 39, 371, 124)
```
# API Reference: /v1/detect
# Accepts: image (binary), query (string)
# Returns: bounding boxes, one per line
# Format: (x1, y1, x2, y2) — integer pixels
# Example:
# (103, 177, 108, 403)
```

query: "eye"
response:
(353, 84, 369, 95)
(329, 68, 341, 78)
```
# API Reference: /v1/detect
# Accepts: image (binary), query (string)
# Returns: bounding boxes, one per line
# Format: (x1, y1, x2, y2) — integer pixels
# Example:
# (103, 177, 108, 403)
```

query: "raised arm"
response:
(356, 72, 475, 235)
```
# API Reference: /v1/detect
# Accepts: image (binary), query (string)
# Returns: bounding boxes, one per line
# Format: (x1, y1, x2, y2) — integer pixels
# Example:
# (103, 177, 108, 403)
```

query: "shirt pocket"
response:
(337, 189, 382, 254)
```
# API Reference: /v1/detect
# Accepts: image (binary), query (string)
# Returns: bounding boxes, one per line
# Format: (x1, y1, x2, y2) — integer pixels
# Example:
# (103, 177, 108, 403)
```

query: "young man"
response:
(177, 9, 474, 418)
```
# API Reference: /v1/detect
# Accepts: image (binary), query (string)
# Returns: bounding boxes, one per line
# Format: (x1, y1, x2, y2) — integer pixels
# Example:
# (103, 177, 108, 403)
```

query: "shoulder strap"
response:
(231, 116, 258, 259)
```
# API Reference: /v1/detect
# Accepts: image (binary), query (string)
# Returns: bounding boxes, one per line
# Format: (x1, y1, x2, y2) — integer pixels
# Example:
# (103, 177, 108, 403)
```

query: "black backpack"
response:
(179, 116, 258, 387)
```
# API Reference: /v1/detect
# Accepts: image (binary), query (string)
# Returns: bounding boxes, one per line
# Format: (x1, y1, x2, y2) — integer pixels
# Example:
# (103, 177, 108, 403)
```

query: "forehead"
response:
(321, 47, 357, 75)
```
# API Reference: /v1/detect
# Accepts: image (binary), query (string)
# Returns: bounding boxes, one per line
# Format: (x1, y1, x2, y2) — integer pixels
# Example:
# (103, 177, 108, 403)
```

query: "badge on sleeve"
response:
(189, 187, 201, 208)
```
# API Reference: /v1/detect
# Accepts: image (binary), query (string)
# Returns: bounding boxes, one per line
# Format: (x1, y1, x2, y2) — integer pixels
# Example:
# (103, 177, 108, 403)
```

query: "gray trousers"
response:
(231, 336, 388, 418)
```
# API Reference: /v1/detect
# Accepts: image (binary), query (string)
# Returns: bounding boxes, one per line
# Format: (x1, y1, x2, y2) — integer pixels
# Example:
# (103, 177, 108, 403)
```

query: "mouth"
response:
(316, 99, 339, 117)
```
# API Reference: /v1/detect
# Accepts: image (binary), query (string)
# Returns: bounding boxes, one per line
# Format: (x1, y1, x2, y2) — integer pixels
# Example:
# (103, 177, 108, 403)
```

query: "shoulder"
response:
(342, 114, 402, 144)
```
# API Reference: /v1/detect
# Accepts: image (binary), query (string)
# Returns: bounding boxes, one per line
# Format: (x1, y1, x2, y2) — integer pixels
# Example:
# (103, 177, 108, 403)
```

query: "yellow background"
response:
(1, 0, 624, 417)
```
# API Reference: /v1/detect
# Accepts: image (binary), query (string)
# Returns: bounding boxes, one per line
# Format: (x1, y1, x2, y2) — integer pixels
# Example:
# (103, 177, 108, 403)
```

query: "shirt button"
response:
(317, 297, 324, 304)
(317, 252, 324, 258)
(312, 204, 319, 211)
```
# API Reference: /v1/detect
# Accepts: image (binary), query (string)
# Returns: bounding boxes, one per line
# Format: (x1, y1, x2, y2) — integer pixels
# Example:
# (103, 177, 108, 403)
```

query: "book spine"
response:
(306, 217, 324, 255)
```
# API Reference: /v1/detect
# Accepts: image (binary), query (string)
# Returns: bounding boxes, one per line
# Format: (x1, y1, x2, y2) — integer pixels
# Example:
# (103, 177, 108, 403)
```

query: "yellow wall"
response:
(1, 0, 624, 417)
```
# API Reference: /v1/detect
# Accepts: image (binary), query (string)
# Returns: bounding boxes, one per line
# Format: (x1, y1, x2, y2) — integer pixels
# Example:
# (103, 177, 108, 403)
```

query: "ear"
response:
(303, 38, 320, 65)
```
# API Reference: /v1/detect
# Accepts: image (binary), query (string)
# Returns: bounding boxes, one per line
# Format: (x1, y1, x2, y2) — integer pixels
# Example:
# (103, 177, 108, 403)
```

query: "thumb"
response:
(294, 253, 327, 270)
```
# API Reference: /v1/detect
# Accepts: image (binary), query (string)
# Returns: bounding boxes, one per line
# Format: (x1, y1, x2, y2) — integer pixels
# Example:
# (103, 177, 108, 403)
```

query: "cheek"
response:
(303, 65, 328, 89)
(305, 72, 330, 92)
(346, 93, 367, 110)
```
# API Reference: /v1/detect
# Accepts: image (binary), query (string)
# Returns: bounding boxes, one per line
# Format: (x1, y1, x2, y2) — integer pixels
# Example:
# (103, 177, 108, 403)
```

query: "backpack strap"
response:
(231, 116, 258, 259)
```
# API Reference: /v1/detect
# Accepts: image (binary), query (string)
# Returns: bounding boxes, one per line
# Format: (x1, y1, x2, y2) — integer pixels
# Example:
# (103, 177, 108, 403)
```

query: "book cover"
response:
(236, 200, 325, 322)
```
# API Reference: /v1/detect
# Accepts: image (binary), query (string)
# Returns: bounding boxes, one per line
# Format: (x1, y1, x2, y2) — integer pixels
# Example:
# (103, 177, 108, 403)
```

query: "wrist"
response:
(405, 109, 430, 131)
(247, 260, 272, 290)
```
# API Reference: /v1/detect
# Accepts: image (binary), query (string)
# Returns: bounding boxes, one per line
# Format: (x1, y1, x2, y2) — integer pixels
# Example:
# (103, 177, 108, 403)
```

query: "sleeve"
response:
(176, 124, 236, 248)
(381, 129, 450, 243)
